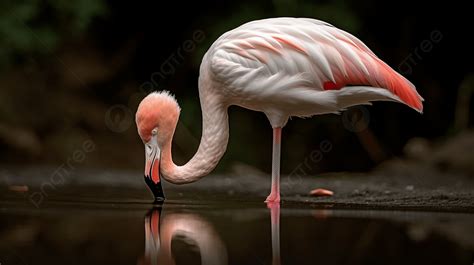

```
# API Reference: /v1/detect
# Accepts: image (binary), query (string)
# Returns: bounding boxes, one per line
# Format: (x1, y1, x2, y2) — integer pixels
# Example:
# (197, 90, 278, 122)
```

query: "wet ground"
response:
(1, 167, 473, 264)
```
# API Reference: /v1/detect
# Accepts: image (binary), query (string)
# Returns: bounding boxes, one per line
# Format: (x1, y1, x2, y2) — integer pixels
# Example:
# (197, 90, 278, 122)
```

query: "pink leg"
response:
(265, 127, 282, 203)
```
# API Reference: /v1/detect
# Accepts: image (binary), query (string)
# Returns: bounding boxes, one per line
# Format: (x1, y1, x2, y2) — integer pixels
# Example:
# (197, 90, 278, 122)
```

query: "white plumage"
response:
(203, 17, 422, 127)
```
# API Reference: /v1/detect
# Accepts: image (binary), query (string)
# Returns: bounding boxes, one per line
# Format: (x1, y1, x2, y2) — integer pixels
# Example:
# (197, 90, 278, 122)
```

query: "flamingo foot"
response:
(265, 192, 280, 203)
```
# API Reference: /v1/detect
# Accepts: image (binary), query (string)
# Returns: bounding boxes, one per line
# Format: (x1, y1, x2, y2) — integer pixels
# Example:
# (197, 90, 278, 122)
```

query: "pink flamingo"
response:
(135, 17, 423, 203)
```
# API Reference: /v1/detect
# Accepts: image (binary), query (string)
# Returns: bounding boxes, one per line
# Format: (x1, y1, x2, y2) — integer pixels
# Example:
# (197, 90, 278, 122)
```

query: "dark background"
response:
(0, 0, 472, 175)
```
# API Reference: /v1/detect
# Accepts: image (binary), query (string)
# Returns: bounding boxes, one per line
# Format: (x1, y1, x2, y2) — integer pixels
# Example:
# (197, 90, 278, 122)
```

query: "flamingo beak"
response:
(144, 139, 165, 202)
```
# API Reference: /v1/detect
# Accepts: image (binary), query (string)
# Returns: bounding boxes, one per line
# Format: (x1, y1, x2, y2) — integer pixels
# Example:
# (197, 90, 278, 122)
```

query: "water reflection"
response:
(141, 206, 228, 265)
(138, 203, 474, 265)
(267, 202, 281, 265)
(0, 199, 472, 264)
(141, 203, 286, 265)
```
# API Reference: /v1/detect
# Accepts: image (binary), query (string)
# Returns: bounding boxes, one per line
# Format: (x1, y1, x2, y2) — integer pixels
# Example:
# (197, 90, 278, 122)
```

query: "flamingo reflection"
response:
(140, 207, 228, 265)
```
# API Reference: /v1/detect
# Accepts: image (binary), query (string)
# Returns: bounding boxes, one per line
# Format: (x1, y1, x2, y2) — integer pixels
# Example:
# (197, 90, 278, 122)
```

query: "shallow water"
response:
(1, 198, 473, 265)
(1, 167, 473, 264)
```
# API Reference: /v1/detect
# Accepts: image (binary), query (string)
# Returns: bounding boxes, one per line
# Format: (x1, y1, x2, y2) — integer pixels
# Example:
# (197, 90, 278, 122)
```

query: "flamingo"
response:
(135, 17, 423, 203)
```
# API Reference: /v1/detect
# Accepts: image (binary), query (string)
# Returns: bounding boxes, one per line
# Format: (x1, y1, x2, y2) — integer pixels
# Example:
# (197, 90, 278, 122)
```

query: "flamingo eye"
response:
(152, 128, 158, 135)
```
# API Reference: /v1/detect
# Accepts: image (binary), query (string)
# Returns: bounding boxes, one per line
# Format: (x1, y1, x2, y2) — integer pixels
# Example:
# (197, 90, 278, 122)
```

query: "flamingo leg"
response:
(265, 127, 282, 203)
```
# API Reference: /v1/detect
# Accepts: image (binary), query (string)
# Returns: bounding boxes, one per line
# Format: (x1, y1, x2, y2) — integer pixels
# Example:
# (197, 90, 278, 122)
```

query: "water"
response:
(1, 198, 473, 265)
(1, 167, 473, 264)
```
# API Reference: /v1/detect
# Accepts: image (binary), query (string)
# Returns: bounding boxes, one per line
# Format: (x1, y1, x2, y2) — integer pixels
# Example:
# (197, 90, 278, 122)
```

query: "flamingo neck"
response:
(161, 83, 229, 184)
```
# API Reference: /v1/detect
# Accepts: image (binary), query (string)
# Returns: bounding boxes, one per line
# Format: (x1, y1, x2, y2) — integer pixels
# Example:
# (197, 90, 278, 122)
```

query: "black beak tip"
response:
(144, 175, 165, 203)
(153, 197, 165, 204)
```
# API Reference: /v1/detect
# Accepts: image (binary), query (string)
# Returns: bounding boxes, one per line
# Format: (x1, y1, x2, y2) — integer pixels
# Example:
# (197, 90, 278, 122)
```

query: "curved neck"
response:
(161, 83, 229, 184)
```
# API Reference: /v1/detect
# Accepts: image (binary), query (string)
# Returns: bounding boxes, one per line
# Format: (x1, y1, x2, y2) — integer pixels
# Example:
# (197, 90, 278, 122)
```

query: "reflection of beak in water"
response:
(143, 207, 161, 265)
(267, 202, 281, 265)
(140, 207, 228, 265)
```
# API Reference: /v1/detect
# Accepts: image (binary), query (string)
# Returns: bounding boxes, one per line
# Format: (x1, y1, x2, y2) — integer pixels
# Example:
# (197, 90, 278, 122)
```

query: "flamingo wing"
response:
(208, 17, 423, 114)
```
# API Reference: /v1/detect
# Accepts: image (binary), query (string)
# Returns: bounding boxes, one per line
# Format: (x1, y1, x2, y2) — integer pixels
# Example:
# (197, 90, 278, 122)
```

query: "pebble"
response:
(8, 185, 29, 192)
(309, 188, 334, 197)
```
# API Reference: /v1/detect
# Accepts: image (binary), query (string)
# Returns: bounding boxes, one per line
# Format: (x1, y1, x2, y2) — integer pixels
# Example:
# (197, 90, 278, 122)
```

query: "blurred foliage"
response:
(0, 0, 106, 67)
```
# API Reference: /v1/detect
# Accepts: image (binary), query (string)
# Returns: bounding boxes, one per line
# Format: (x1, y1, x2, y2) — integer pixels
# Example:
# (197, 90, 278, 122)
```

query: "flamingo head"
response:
(135, 91, 180, 201)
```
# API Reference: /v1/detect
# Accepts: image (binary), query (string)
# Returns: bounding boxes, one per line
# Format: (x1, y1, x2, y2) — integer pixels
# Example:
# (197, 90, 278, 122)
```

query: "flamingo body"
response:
(135, 17, 423, 203)
(204, 17, 422, 127)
